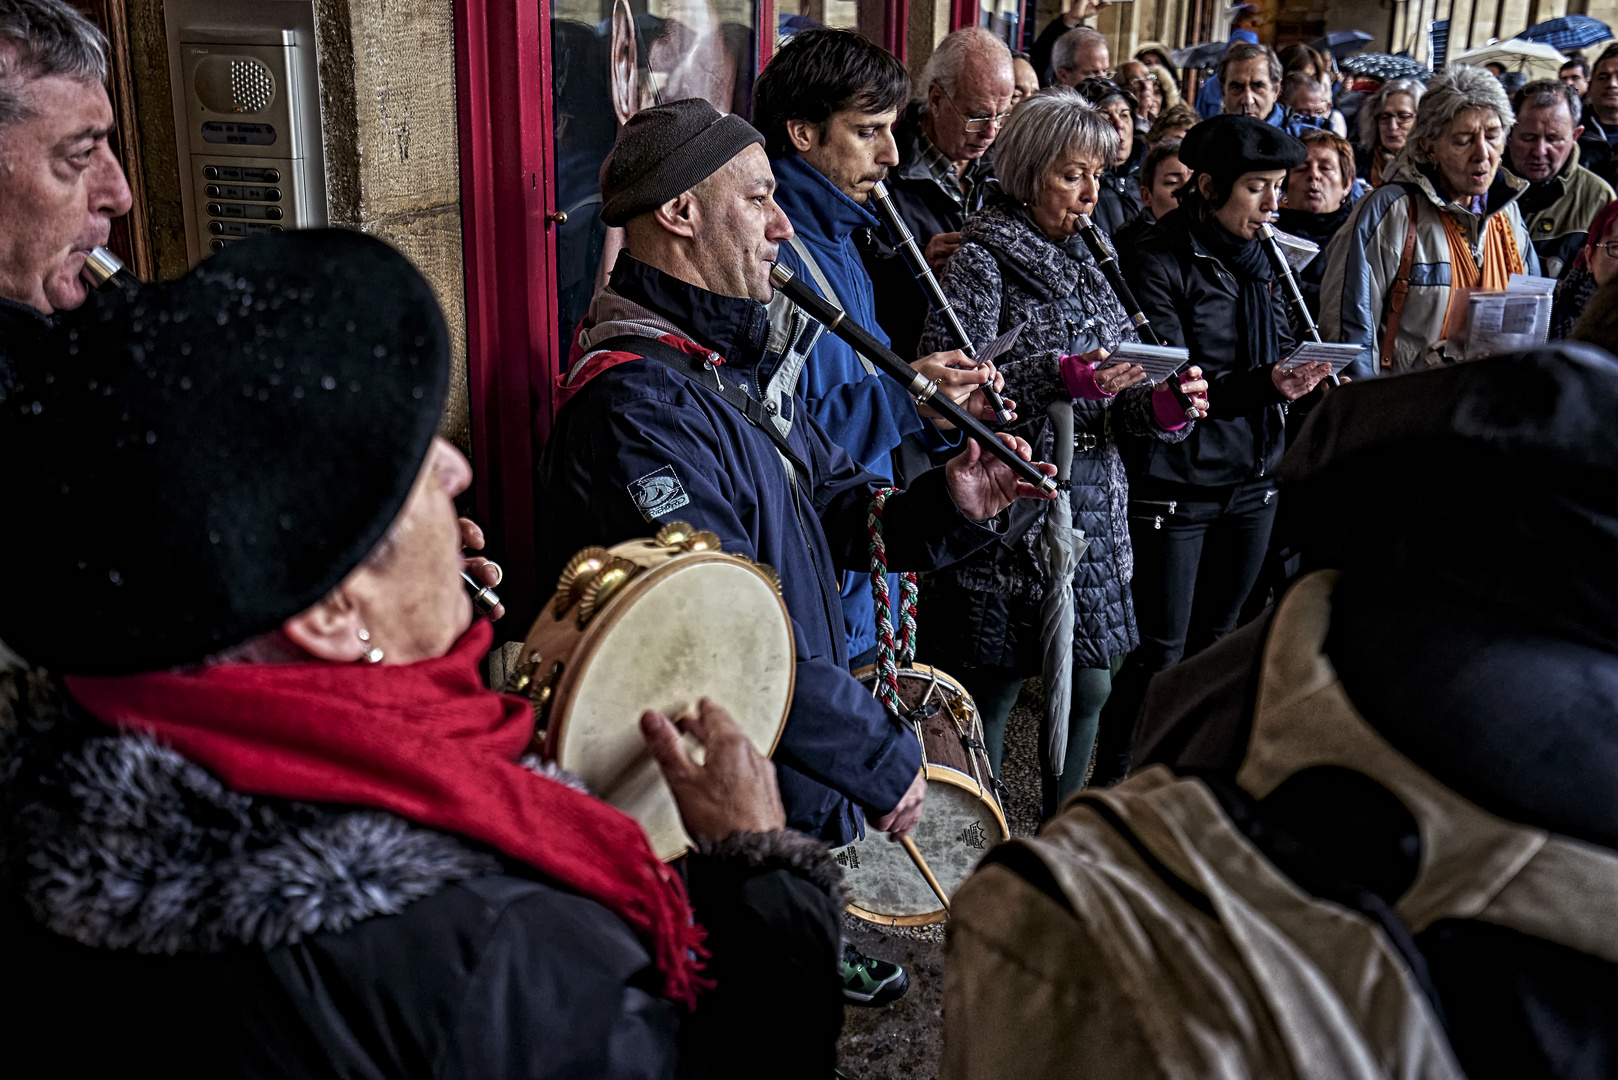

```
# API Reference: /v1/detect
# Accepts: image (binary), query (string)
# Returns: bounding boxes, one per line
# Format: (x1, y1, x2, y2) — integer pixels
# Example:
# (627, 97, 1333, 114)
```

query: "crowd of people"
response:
(3, 0, 1618, 1074)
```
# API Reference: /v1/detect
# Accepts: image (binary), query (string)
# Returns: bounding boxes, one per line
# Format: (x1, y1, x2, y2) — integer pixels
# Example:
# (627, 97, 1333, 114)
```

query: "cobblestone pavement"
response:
(836, 678, 1047, 1079)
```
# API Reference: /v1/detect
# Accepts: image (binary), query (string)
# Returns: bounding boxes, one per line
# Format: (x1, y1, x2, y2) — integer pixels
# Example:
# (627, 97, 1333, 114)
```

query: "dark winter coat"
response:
(858, 103, 991, 363)
(1275, 202, 1356, 320)
(538, 255, 1003, 845)
(1120, 204, 1296, 488)
(917, 199, 1189, 672)
(1577, 104, 1618, 189)
(0, 670, 845, 1079)
(0, 294, 52, 403)
(1092, 140, 1146, 239)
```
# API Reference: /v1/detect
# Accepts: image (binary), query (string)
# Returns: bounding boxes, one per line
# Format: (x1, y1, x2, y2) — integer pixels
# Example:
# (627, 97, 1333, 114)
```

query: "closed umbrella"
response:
(1309, 30, 1374, 58)
(1038, 402, 1077, 780)
(1519, 15, 1612, 53)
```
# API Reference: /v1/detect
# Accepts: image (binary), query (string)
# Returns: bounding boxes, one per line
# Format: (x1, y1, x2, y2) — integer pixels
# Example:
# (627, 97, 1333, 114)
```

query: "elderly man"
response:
(0, 0, 132, 391)
(1506, 79, 1615, 278)
(858, 26, 1013, 363)
(1051, 26, 1109, 87)
(1219, 42, 1319, 138)
(1577, 44, 1618, 187)
(538, 98, 1052, 1003)
(1321, 65, 1537, 377)
(1030, 0, 1107, 86)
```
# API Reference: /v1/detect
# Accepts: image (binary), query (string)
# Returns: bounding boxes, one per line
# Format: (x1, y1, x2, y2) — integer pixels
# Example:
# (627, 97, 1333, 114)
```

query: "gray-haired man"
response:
(0, 0, 132, 379)
(1507, 78, 1616, 277)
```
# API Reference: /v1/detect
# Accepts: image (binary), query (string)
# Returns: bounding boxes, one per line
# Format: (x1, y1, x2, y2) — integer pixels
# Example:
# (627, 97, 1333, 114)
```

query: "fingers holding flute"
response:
(912, 351, 1016, 427)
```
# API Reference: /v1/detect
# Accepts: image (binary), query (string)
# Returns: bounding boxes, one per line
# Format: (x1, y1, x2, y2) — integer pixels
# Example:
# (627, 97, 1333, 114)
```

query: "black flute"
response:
(79, 245, 506, 617)
(1071, 215, 1199, 420)
(1257, 223, 1340, 387)
(866, 181, 1015, 425)
(770, 263, 1057, 496)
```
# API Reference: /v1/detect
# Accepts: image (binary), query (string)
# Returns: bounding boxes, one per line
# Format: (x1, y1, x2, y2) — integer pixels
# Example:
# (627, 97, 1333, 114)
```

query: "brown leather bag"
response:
(1379, 187, 1421, 371)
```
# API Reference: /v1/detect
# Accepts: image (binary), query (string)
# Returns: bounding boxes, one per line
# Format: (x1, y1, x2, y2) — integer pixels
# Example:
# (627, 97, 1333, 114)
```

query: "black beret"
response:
(1178, 113, 1306, 183)
(600, 98, 765, 227)
(0, 229, 451, 675)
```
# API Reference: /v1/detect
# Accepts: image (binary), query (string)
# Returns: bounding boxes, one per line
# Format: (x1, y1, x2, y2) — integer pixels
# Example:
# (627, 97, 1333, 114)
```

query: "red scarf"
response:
(64, 621, 708, 1008)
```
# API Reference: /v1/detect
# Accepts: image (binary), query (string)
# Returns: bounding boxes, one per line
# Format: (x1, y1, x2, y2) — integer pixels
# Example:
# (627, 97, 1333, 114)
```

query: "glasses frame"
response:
(943, 88, 1011, 132)
(1594, 240, 1618, 260)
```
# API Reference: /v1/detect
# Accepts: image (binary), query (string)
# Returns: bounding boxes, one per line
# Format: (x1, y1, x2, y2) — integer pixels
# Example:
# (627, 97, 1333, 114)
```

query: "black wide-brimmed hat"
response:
(1178, 113, 1307, 184)
(0, 229, 450, 675)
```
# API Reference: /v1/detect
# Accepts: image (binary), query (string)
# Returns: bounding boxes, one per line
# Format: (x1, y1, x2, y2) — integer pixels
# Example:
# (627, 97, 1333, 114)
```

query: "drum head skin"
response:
(550, 556, 792, 860)
(833, 767, 1009, 926)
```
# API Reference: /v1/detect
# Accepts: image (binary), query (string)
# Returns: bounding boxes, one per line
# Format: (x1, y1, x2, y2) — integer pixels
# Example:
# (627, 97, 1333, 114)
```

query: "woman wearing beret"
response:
(1103, 114, 1333, 781)
(0, 231, 843, 1078)
(917, 89, 1208, 813)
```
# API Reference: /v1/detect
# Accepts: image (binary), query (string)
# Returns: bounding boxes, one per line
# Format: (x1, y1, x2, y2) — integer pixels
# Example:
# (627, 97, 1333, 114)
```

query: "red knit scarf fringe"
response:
(65, 620, 710, 1008)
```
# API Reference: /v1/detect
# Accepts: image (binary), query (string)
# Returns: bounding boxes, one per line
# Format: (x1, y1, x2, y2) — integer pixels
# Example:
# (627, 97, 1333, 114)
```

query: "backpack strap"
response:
(588, 334, 813, 494)
(1379, 185, 1421, 371)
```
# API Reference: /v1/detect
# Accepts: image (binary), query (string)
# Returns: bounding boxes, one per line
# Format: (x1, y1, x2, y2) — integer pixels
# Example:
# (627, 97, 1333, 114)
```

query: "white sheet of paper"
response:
(1097, 342, 1191, 385)
(975, 321, 1026, 365)
(1268, 228, 1321, 274)
(1278, 341, 1363, 373)
(1506, 273, 1557, 295)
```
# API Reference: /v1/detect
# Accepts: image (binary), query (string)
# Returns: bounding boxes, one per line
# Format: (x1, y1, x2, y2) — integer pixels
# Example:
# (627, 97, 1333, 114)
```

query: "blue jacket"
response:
(771, 153, 957, 659)
(537, 255, 1001, 844)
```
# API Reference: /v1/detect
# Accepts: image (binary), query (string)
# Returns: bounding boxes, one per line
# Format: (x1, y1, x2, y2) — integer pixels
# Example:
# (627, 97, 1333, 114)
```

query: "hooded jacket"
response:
(539, 255, 1003, 844)
(0, 668, 846, 1079)
(1318, 151, 1538, 378)
(1508, 143, 1616, 279)
(917, 200, 1188, 671)
(1119, 202, 1296, 488)
(771, 153, 957, 661)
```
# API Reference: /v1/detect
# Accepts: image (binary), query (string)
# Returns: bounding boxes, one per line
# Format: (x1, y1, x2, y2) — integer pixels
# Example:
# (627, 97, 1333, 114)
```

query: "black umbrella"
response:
(1309, 30, 1374, 57)
(1339, 52, 1430, 81)
(1173, 41, 1229, 70)
(1519, 15, 1613, 53)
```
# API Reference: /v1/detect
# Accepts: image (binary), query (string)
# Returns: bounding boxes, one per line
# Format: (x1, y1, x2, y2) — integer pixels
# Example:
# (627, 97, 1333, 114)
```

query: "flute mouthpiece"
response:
(769, 262, 794, 288)
(871, 180, 889, 200)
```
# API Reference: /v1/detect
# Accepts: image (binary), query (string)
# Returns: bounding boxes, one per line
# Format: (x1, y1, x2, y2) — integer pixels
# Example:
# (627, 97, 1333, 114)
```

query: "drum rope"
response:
(868, 488, 919, 715)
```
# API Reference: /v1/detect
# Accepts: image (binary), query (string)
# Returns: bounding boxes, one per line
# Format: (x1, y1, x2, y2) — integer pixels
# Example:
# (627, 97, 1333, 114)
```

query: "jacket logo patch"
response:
(628, 465, 690, 521)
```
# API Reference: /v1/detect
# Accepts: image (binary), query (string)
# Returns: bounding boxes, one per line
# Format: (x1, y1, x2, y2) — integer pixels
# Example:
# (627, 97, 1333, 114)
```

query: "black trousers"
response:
(1092, 475, 1279, 785)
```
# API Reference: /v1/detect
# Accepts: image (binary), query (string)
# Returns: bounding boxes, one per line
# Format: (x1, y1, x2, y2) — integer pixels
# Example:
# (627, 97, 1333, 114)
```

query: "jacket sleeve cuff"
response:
(1060, 354, 1114, 401)
(693, 830, 848, 906)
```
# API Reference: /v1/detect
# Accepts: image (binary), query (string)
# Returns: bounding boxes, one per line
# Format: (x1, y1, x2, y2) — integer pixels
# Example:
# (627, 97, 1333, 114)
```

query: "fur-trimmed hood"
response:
(1, 667, 499, 954)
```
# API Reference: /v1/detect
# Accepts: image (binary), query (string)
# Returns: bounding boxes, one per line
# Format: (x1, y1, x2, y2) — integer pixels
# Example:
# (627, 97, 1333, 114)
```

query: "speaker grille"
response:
(229, 58, 275, 112)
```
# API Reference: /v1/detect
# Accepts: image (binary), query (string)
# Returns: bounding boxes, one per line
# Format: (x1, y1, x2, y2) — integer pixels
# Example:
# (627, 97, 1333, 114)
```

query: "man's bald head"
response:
(921, 27, 1014, 162)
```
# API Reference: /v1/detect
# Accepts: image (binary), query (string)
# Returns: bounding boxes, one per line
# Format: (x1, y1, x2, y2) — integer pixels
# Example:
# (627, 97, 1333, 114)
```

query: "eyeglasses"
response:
(943, 89, 1011, 132)
(1377, 111, 1416, 126)
(1594, 240, 1618, 260)
(1126, 73, 1159, 88)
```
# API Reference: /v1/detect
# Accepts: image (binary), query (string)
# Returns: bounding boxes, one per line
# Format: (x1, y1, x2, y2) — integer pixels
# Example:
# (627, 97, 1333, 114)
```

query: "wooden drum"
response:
(833, 663, 1009, 926)
(513, 523, 794, 861)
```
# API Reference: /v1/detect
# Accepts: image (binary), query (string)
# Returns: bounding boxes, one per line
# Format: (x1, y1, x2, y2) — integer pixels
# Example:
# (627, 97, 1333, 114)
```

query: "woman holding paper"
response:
(915, 88, 1208, 814)
(1103, 114, 1333, 782)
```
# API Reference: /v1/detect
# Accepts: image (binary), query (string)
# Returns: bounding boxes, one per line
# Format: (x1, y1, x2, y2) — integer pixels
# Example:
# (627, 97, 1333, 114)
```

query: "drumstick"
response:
(900, 835, 952, 914)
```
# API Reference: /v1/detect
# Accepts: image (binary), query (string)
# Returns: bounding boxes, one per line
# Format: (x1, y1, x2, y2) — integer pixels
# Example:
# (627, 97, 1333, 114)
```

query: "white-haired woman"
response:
(915, 87, 1208, 813)
(1321, 65, 1539, 377)
(1357, 76, 1426, 187)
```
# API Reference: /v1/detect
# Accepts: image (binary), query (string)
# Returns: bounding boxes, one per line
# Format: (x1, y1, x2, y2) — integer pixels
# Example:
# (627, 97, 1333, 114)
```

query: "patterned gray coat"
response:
(917, 199, 1189, 671)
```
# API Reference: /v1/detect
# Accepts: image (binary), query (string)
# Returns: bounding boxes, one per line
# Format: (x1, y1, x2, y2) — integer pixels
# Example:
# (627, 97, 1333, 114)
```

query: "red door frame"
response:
(455, 0, 559, 621)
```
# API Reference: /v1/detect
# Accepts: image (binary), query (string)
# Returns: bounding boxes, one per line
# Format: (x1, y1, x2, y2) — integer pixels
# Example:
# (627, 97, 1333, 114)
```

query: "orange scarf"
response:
(1440, 208, 1524, 338)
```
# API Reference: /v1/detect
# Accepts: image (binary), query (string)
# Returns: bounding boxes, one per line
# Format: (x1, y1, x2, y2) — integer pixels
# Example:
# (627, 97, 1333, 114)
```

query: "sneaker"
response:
(840, 942, 909, 1006)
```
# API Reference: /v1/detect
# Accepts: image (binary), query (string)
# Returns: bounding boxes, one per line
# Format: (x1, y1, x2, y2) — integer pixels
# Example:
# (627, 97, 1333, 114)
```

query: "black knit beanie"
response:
(600, 98, 765, 226)
(0, 229, 451, 675)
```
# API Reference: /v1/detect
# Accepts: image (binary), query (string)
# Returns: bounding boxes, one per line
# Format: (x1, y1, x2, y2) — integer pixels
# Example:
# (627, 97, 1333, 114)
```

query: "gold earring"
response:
(356, 628, 384, 664)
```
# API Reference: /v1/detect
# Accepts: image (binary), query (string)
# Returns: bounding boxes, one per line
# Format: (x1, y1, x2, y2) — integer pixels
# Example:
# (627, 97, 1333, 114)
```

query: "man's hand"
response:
(641, 698, 786, 841)
(924, 232, 963, 271)
(871, 770, 927, 840)
(913, 351, 1014, 428)
(944, 432, 1057, 520)
(459, 516, 506, 621)
(1271, 360, 1332, 400)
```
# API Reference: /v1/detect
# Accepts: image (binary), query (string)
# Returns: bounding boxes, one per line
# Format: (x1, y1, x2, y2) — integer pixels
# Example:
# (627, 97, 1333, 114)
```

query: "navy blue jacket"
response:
(537, 256, 1002, 844)
(773, 153, 957, 661)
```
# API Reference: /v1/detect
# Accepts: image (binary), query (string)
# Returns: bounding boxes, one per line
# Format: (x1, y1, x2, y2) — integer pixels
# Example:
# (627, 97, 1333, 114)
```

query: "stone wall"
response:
(122, 0, 471, 453)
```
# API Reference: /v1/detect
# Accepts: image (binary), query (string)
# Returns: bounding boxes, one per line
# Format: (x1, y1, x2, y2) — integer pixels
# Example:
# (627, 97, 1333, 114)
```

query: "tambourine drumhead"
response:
(834, 663, 1009, 925)
(833, 764, 1009, 926)
(536, 546, 793, 861)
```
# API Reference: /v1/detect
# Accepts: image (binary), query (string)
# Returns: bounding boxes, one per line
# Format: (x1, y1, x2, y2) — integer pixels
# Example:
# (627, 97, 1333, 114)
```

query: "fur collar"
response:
(1, 668, 499, 955)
